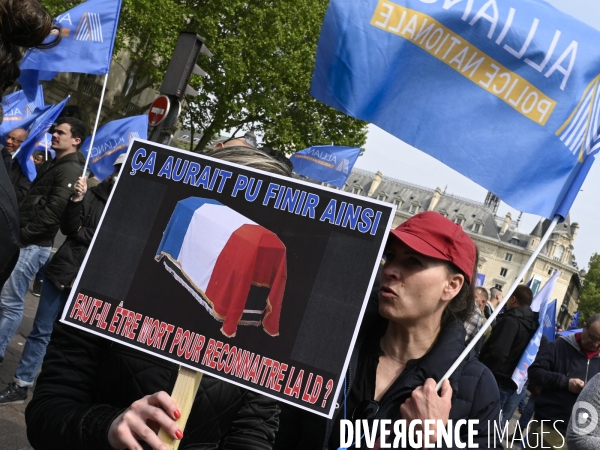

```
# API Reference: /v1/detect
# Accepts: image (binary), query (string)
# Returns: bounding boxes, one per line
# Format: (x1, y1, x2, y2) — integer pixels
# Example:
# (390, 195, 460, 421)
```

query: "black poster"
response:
(61, 139, 395, 417)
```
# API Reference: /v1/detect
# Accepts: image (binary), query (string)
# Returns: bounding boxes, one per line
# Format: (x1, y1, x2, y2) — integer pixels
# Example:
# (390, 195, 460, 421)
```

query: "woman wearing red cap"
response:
(275, 211, 502, 449)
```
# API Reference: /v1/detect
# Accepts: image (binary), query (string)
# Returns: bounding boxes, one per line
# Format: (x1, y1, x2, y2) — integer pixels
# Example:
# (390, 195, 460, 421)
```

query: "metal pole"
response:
(82, 73, 109, 175)
(436, 215, 560, 390)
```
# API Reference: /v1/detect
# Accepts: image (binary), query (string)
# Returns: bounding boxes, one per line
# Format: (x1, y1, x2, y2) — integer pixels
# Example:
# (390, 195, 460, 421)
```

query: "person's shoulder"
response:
(460, 357, 498, 392)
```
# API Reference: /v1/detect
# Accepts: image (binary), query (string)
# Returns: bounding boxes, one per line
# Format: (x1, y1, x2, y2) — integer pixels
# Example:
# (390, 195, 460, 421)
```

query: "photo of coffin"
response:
(155, 197, 287, 338)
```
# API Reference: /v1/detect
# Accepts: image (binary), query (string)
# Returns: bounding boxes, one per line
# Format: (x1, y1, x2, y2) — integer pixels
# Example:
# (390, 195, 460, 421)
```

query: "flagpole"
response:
(436, 214, 560, 391)
(82, 73, 109, 176)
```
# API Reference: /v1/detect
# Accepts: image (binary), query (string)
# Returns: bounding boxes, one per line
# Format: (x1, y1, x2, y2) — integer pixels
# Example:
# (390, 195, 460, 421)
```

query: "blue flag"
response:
(290, 145, 361, 188)
(18, 0, 122, 100)
(512, 271, 559, 393)
(569, 310, 581, 330)
(33, 134, 55, 159)
(542, 299, 557, 343)
(16, 97, 69, 181)
(311, 0, 600, 219)
(81, 115, 148, 181)
(0, 86, 48, 136)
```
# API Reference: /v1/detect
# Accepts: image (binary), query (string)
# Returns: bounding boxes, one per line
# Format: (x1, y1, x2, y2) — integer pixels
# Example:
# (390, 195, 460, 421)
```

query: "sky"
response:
(355, 0, 600, 272)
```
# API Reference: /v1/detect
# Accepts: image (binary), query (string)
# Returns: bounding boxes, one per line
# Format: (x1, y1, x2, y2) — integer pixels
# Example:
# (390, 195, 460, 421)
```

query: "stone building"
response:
(341, 168, 582, 328)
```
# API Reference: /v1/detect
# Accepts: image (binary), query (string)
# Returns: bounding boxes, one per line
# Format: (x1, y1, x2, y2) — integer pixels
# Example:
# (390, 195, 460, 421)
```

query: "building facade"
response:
(341, 168, 582, 328)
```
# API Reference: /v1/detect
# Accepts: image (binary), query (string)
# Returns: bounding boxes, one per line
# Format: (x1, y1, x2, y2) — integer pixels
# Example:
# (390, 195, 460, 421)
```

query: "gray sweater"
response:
(567, 373, 600, 450)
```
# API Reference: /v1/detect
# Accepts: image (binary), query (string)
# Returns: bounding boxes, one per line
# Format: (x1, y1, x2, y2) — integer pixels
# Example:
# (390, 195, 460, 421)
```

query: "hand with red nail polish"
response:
(108, 391, 183, 449)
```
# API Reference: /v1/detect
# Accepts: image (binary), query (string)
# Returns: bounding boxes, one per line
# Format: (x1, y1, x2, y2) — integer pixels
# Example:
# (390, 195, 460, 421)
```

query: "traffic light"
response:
(160, 32, 212, 98)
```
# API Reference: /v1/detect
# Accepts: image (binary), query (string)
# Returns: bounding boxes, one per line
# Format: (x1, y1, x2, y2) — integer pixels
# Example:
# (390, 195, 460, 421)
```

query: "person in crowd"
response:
(25, 146, 292, 449)
(527, 314, 600, 449)
(275, 211, 501, 449)
(479, 285, 537, 425)
(566, 372, 600, 450)
(463, 289, 483, 345)
(0, 117, 85, 365)
(484, 286, 502, 321)
(0, 0, 61, 287)
(0, 155, 125, 404)
(471, 286, 492, 353)
(5, 128, 31, 202)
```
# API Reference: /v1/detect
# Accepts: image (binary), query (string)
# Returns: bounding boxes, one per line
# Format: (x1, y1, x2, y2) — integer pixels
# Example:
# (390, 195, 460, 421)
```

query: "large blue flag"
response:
(81, 115, 148, 181)
(542, 299, 557, 343)
(16, 97, 69, 181)
(18, 0, 122, 100)
(311, 0, 600, 219)
(512, 271, 559, 393)
(0, 86, 48, 136)
(290, 145, 361, 188)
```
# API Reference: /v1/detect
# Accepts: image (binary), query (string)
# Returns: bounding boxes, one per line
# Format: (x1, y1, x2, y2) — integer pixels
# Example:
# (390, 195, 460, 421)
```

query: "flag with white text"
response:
(291, 145, 361, 188)
(0, 86, 47, 136)
(311, 0, 600, 219)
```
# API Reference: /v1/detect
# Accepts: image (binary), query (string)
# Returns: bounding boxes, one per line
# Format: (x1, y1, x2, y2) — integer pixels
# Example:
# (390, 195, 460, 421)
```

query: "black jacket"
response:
(479, 306, 538, 390)
(1, 146, 11, 174)
(18, 152, 81, 247)
(0, 155, 20, 285)
(44, 182, 111, 289)
(529, 333, 600, 430)
(274, 296, 502, 449)
(9, 158, 32, 203)
(26, 320, 279, 450)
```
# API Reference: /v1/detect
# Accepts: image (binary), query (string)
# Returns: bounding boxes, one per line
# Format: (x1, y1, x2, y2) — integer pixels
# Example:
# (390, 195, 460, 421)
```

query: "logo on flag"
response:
(128, 131, 140, 143)
(25, 102, 37, 117)
(335, 158, 350, 174)
(556, 75, 600, 162)
(75, 12, 104, 42)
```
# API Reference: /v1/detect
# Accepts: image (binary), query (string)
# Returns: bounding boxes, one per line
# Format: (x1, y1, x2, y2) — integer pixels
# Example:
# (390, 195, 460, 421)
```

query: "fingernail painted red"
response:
(174, 410, 181, 419)
(175, 430, 183, 440)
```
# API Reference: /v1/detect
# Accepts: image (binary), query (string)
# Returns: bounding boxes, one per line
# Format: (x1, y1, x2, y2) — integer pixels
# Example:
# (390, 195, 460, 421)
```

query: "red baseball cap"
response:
(388, 211, 476, 284)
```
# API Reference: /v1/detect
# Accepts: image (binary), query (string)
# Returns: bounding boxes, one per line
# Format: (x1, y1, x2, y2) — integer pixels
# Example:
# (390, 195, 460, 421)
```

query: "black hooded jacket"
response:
(44, 181, 112, 289)
(479, 306, 538, 390)
(274, 295, 502, 449)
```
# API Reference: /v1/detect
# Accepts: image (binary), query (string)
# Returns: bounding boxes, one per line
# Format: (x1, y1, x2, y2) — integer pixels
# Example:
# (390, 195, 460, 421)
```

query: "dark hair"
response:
(442, 246, 479, 325)
(0, 0, 60, 96)
(512, 285, 533, 307)
(585, 313, 600, 328)
(54, 117, 87, 149)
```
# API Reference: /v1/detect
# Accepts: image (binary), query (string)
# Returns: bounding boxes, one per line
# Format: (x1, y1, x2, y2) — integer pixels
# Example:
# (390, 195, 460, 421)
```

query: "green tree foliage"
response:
(40, 0, 367, 153)
(578, 253, 600, 326)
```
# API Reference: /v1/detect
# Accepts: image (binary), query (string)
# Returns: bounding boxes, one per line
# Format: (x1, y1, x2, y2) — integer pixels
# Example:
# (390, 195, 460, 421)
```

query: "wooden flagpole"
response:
(158, 367, 203, 449)
(82, 73, 109, 176)
(437, 215, 560, 390)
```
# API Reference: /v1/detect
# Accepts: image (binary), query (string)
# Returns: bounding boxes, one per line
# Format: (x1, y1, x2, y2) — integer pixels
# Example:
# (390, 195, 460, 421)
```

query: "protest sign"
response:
(60, 139, 394, 418)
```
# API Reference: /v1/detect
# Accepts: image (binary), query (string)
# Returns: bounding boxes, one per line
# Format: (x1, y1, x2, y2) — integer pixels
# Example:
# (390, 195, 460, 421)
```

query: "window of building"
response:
(510, 237, 520, 245)
(500, 267, 508, 277)
(438, 209, 448, 217)
(554, 245, 565, 261)
(392, 197, 403, 207)
(505, 252, 513, 262)
(409, 202, 420, 214)
(377, 192, 387, 201)
(472, 221, 483, 233)
(351, 186, 362, 195)
(548, 268, 555, 275)
(454, 215, 465, 226)
(494, 283, 504, 290)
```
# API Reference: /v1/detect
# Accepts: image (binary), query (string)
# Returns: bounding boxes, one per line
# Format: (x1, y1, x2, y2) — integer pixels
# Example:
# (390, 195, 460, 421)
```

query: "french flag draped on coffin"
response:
(155, 197, 287, 338)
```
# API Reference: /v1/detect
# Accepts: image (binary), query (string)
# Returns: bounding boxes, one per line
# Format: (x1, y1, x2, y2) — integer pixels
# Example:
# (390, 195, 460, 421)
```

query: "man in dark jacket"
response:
(0, 117, 85, 366)
(479, 285, 537, 420)
(526, 314, 600, 448)
(0, 156, 119, 403)
(4, 128, 31, 202)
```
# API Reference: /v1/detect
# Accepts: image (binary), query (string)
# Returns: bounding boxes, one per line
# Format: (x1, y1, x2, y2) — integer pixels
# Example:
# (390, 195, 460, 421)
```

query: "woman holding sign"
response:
(275, 211, 502, 449)
(25, 144, 292, 450)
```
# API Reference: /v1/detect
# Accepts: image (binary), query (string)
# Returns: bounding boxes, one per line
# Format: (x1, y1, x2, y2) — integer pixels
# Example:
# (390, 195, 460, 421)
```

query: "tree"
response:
(577, 253, 600, 326)
(41, 0, 367, 153)
(184, 0, 367, 153)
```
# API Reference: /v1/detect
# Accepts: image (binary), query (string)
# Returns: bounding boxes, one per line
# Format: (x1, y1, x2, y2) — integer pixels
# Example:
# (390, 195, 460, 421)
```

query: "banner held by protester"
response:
(291, 145, 362, 188)
(60, 139, 394, 418)
(81, 115, 148, 181)
(18, 0, 122, 100)
(311, 0, 600, 220)
(0, 86, 48, 137)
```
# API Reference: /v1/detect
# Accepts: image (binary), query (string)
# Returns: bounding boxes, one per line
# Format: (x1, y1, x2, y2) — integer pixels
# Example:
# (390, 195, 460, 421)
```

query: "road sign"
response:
(148, 95, 170, 126)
